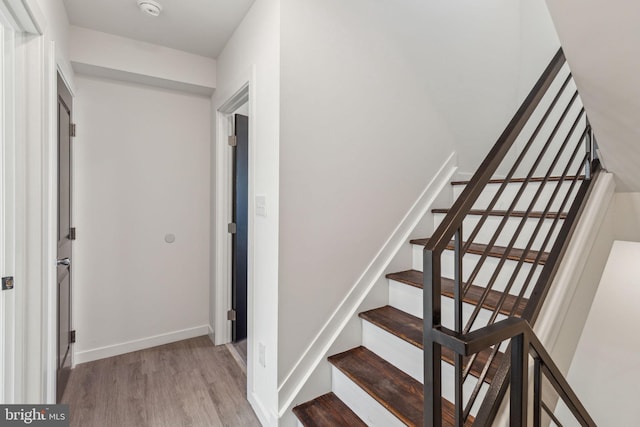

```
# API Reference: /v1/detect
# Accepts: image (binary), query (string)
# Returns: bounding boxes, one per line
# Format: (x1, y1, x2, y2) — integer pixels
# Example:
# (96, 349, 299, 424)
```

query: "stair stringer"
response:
(490, 171, 615, 427)
(278, 152, 458, 426)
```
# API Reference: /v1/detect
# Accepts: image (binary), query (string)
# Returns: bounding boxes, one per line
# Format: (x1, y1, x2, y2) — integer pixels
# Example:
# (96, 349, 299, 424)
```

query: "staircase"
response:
(293, 49, 598, 427)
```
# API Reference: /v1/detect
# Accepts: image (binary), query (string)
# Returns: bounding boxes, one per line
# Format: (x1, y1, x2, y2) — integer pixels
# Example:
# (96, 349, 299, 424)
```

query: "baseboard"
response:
(208, 325, 215, 345)
(249, 391, 279, 427)
(277, 151, 458, 417)
(535, 172, 615, 349)
(488, 173, 616, 427)
(74, 325, 211, 365)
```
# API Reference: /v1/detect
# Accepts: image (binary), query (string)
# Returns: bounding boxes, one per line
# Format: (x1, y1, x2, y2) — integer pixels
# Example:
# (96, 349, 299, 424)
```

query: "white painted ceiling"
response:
(546, 0, 640, 191)
(62, 0, 255, 58)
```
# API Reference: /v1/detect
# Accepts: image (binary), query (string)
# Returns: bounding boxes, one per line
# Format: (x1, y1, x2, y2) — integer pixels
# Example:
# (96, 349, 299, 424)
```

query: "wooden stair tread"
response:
(409, 238, 548, 264)
(293, 392, 367, 427)
(432, 208, 567, 219)
(450, 175, 584, 186)
(359, 305, 503, 384)
(328, 346, 474, 427)
(386, 269, 527, 317)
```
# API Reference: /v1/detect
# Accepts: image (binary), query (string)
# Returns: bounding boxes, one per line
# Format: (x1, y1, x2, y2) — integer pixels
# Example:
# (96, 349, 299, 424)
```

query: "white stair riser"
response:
(332, 368, 405, 427)
(452, 180, 580, 212)
(361, 321, 489, 416)
(412, 245, 541, 297)
(433, 212, 562, 252)
(388, 280, 508, 329)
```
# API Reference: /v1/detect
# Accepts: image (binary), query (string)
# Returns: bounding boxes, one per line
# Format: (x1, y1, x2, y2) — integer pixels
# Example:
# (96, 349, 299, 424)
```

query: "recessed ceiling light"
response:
(138, 0, 163, 17)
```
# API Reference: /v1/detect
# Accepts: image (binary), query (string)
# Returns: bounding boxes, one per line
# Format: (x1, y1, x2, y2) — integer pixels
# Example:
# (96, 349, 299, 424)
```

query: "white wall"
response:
(538, 174, 615, 373)
(517, 0, 561, 101)
(72, 75, 211, 363)
(211, 0, 280, 424)
(417, 0, 522, 176)
(69, 26, 216, 95)
(278, 0, 460, 387)
(612, 193, 640, 241)
(545, 0, 640, 191)
(34, 0, 74, 88)
(556, 240, 640, 425)
(277, 0, 559, 396)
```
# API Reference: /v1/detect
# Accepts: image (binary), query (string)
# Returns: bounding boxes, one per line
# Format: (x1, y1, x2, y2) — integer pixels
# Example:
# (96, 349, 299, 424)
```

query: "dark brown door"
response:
(232, 114, 248, 342)
(56, 74, 73, 402)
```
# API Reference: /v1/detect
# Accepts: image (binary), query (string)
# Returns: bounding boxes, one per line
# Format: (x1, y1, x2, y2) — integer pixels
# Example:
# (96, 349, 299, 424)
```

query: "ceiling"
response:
(62, 0, 255, 58)
(546, 0, 640, 191)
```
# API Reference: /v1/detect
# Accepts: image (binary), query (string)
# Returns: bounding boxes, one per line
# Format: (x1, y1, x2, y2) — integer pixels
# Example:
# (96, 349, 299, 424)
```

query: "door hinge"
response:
(70, 123, 76, 138)
(2, 276, 14, 291)
(70, 227, 76, 240)
(228, 222, 237, 234)
(228, 135, 237, 147)
(227, 309, 237, 321)
(69, 330, 76, 344)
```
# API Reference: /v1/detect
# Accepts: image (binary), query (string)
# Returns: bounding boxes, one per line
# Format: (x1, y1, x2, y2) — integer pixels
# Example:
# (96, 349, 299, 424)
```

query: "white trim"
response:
(214, 104, 233, 344)
(41, 40, 57, 403)
(12, 27, 25, 404)
(213, 66, 258, 422)
(0, 18, 12, 405)
(491, 172, 616, 427)
(277, 152, 459, 416)
(0, 0, 51, 404)
(535, 172, 615, 347)
(56, 63, 74, 98)
(214, 80, 250, 346)
(74, 325, 211, 365)
(23, 31, 49, 403)
(249, 391, 278, 427)
(2, 0, 40, 34)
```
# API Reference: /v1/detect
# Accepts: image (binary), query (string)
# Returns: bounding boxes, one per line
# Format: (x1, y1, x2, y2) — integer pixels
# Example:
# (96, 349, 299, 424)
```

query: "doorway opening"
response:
(214, 81, 253, 369)
(56, 73, 74, 402)
(231, 109, 248, 356)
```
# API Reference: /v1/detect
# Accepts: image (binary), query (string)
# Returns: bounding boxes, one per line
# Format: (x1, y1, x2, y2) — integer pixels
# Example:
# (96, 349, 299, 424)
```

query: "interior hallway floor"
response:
(62, 335, 261, 427)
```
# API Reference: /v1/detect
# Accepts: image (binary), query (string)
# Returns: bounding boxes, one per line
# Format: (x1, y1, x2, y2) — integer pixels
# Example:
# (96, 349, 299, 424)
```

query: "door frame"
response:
(213, 68, 257, 406)
(0, 9, 18, 405)
(0, 0, 70, 404)
(214, 79, 253, 346)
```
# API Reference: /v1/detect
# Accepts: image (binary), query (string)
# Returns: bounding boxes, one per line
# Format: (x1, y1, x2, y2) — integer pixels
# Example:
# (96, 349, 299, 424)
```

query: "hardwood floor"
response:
(232, 339, 248, 363)
(62, 336, 261, 427)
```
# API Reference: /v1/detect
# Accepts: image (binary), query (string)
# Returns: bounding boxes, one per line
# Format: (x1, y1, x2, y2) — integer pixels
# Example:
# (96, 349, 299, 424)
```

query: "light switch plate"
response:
(256, 195, 267, 217)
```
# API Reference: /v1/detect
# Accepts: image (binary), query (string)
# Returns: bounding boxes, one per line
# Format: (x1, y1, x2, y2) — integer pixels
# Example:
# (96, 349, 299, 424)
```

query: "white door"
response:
(0, 12, 18, 404)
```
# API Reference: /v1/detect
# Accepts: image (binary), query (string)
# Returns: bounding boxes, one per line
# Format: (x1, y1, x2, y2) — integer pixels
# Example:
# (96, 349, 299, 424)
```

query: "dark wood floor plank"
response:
(359, 305, 503, 383)
(432, 208, 567, 219)
(409, 238, 548, 264)
(62, 336, 260, 427)
(328, 346, 474, 427)
(386, 270, 528, 317)
(293, 392, 367, 427)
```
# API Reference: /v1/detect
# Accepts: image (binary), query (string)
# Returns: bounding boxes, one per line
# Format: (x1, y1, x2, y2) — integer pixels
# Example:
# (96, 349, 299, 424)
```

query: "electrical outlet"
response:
(258, 342, 266, 367)
(256, 195, 267, 217)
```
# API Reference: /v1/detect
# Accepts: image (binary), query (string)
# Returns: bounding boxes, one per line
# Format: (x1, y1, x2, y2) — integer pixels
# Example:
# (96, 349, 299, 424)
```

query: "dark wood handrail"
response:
(430, 318, 597, 427)
(424, 48, 566, 255)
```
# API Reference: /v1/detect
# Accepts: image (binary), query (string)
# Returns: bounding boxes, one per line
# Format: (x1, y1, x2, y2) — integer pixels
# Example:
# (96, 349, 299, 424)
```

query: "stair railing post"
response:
(585, 118, 593, 180)
(510, 333, 529, 426)
(424, 249, 442, 427)
(533, 357, 542, 427)
(453, 226, 464, 426)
